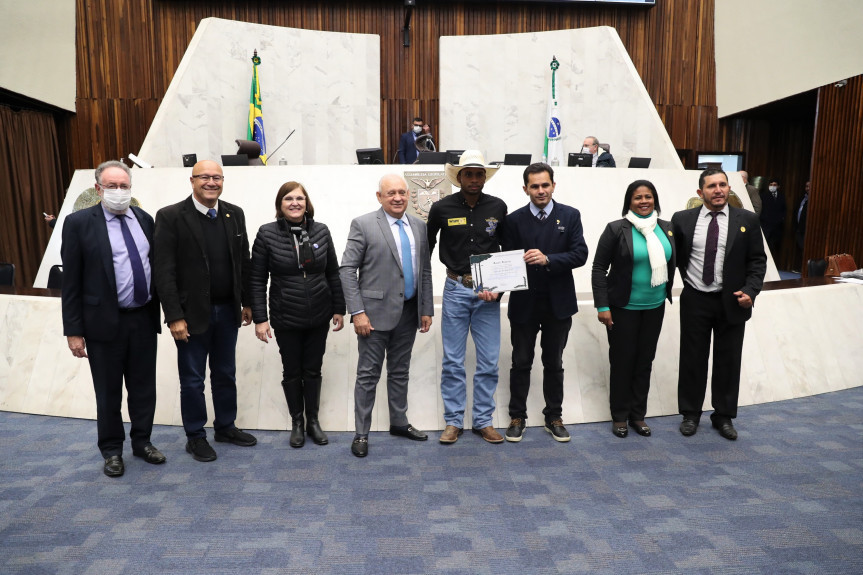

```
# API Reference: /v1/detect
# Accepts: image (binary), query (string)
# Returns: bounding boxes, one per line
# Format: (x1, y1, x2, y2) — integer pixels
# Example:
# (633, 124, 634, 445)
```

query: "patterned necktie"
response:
(207, 208, 217, 220)
(118, 215, 149, 306)
(538, 209, 547, 221)
(702, 212, 719, 285)
(397, 220, 415, 300)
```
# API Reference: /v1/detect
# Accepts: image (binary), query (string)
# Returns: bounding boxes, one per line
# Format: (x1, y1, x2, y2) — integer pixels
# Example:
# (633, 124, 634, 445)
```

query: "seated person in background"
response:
(582, 137, 616, 168)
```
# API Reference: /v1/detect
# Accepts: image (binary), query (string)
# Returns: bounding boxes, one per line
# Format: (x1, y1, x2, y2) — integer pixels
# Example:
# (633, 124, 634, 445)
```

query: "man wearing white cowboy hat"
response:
(426, 150, 507, 444)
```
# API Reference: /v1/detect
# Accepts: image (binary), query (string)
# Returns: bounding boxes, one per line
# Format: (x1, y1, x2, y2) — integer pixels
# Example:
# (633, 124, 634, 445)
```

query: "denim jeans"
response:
(176, 303, 239, 438)
(440, 277, 500, 428)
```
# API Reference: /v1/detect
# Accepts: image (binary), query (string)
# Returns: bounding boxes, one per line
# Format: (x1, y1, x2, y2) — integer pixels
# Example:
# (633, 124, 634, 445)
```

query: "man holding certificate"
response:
(502, 163, 588, 443)
(427, 150, 508, 444)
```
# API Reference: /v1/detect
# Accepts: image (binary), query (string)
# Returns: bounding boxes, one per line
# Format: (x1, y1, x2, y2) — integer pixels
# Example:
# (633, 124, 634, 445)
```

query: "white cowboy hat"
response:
(444, 150, 500, 187)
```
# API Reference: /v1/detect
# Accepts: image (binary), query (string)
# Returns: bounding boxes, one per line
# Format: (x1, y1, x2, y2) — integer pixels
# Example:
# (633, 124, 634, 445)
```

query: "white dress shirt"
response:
(684, 204, 729, 293)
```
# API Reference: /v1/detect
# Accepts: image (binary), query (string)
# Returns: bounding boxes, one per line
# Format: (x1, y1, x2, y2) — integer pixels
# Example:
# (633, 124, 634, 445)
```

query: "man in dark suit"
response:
(671, 168, 767, 440)
(759, 178, 786, 259)
(397, 117, 424, 164)
(582, 136, 616, 168)
(502, 163, 588, 443)
(61, 160, 165, 477)
(339, 174, 434, 458)
(153, 160, 256, 462)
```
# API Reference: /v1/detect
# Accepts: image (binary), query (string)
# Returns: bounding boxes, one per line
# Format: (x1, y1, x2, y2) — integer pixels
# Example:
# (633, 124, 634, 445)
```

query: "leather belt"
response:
(445, 269, 473, 289)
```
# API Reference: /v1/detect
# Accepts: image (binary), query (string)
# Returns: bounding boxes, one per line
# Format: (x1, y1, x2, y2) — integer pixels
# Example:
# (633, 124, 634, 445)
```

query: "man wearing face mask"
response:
(582, 136, 616, 168)
(759, 178, 786, 259)
(61, 160, 165, 477)
(397, 117, 425, 164)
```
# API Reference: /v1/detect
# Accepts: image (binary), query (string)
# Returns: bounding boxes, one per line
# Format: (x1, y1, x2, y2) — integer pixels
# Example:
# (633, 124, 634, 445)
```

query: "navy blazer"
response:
(596, 151, 616, 168)
(503, 202, 588, 322)
(397, 131, 418, 164)
(153, 196, 251, 334)
(61, 204, 161, 341)
(671, 206, 767, 325)
(591, 218, 676, 310)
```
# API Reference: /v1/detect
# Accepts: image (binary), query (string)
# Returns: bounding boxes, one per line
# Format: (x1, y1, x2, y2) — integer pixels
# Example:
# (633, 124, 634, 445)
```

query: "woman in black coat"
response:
(249, 182, 345, 447)
(591, 180, 675, 438)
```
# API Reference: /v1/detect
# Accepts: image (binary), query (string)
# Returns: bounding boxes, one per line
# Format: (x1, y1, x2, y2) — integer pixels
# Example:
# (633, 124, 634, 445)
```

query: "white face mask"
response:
(582, 146, 592, 155)
(101, 187, 132, 212)
(768, 185, 778, 193)
(412, 125, 422, 134)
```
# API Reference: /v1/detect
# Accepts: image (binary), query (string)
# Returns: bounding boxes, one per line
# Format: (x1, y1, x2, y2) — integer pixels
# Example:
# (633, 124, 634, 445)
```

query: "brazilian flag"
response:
(248, 51, 268, 164)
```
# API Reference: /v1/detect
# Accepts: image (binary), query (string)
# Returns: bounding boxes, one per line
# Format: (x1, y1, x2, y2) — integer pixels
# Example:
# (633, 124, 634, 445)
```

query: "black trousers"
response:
(678, 285, 745, 422)
(606, 304, 665, 423)
(508, 296, 572, 423)
(274, 323, 330, 421)
(86, 305, 158, 458)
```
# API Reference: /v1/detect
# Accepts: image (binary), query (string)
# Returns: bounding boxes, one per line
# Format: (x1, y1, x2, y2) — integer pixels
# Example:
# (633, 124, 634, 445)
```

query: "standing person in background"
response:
(249, 181, 345, 449)
(592, 180, 675, 439)
(759, 178, 786, 260)
(397, 117, 424, 164)
(503, 163, 588, 443)
(154, 160, 257, 463)
(61, 160, 165, 477)
(795, 181, 810, 268)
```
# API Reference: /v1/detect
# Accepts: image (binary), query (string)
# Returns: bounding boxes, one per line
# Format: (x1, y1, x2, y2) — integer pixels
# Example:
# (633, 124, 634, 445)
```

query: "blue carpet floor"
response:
(1, 388, 861, 574)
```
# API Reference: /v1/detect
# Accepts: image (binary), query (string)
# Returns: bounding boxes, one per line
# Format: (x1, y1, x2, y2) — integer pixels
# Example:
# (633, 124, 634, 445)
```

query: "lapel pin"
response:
(740, 226, 745, 232)
(226, 213, 231, 218)
(668, 230, 673, 236)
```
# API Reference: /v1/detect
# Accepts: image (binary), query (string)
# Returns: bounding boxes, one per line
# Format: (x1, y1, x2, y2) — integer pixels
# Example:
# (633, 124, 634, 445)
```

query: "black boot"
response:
(304, 377, 328, 445)
(290, 415, 305, 448)
(282, 378, 305, 448)
(307, 418, 328, 445)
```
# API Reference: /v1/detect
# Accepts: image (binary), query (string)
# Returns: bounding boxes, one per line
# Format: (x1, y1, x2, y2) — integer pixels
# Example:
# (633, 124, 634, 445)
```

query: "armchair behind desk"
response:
(235, 139, 265, 165)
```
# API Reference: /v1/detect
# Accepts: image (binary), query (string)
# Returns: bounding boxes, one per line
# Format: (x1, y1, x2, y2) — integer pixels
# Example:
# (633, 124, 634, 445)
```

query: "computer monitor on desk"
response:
(356, 148, 385, 165)
(221, 154, 249, 167)
(627, 157, 651, 168)
(416, 152, 448, 164)
(504, 154, 532, 166)
(568, 153, 592, 167)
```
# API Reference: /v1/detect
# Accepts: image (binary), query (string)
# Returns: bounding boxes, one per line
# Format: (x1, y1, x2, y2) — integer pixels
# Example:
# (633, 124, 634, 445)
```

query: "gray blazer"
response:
(339, 208, 433, 331)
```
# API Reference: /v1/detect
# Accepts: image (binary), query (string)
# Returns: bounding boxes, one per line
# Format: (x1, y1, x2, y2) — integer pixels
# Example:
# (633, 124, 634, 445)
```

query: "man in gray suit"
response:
(340, 174, 434, 458)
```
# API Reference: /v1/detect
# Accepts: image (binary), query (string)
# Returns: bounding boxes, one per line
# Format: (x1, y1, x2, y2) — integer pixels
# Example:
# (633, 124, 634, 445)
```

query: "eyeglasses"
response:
(99, 184, 132, 191)
(192, 175, 224, 182)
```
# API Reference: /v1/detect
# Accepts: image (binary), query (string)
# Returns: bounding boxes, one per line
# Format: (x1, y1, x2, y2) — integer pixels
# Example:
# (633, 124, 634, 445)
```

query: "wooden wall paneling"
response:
(806, 75, 863, 269)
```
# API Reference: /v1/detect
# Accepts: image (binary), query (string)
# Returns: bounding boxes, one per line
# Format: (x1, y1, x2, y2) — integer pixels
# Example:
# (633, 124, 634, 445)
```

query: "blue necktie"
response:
(118, 215, 149, 306)
(538, 209, 547, 221)
(207, 208, 217, 220)
(397, 220, 415, 300)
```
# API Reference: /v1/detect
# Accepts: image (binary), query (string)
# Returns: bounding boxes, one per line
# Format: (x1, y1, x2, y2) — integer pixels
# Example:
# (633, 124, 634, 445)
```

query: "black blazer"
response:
(503, 201, 588, 322)
(591, 218, 675, 310)
(671, 206, 767, 325)
(153, 196, 251, 334)
(61, 204, 161, 341)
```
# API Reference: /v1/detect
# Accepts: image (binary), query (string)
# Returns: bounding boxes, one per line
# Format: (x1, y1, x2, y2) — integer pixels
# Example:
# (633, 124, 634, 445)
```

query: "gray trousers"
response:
(353, 298, 418, 435)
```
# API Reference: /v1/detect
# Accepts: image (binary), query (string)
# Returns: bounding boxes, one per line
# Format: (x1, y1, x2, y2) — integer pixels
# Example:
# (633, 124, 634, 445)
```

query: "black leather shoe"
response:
(629, 421, 652, 437)
(389, 424, 428, 441)
(351, 436, 368, 458)
(290, 417, 305, 448)
(307, 419, 328, 445)
(103, 455, 124, 477)
(680, 418, 699, 437)
(186, 437, 217, 462)
(214, 427, 257, 447)
(712, 419, 738, 440)
(612, 423, 628, 438)
(505, 418, 526, 442)
(544, 419, 571, 443)
(133, 444, 166, 464)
